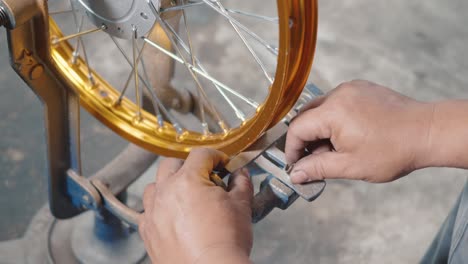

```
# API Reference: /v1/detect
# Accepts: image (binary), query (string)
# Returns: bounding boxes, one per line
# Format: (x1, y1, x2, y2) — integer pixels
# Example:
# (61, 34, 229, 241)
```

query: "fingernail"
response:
(241, 168, 250, 177)
(290, 170, 308, 183)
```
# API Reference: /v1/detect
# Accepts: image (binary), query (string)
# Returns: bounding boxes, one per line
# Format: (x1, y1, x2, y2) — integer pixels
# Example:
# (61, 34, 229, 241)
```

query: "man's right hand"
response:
(285, 80, 435, 183)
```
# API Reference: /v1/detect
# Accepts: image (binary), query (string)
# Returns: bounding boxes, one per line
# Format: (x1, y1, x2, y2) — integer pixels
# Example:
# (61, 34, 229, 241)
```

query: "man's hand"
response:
(139, 148, 253, 264)
(286, 80, 435, 183)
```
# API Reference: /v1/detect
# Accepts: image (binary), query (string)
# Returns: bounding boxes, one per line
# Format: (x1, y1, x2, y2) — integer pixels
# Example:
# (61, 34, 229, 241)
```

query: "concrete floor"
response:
(1, 0, 468, 263)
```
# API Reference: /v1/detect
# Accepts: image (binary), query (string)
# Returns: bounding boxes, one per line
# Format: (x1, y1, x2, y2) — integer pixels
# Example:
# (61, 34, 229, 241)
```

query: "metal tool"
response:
(221, 84, 327, 221)
(223, 125, 326, 202)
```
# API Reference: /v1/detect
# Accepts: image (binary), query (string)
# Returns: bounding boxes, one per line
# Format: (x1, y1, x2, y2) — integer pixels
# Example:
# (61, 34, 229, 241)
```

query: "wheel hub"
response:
(74, 0, 161, 39)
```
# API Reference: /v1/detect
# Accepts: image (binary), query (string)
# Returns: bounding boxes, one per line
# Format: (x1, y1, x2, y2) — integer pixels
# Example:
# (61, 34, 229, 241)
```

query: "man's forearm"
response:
(421, 99, 468, 169)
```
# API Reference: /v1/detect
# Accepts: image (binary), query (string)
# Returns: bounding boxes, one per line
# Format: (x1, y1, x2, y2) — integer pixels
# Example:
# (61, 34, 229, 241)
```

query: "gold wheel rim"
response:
(49, 0, 317, 158)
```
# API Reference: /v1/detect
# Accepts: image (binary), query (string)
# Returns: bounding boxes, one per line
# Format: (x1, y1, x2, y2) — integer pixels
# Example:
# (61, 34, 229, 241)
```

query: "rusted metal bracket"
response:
(91, 180, 141, 230)
(64, 170, 140, 230)
(64, 143, 158, 230)
(66, 170, 101, 211)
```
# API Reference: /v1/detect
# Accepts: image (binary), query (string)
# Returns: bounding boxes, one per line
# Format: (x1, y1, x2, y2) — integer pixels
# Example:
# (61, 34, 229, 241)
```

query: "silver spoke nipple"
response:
(71, 51, 79, 65)
(113, 98, 122, 107)
(88, 74, 96, 86)
(218, 121, 229, 135)
(202, 123, 210, 135)
(157, 114, 165, 128)
(132, 114, 143, 124)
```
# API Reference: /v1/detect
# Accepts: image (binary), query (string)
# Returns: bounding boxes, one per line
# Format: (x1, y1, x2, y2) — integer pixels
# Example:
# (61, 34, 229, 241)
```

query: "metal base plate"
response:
(68, 212, 147, 264)
(0, 205, 149, 263)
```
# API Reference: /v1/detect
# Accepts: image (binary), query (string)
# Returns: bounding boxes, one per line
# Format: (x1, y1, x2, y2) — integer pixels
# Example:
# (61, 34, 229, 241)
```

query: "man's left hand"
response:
(139, 148, 253, 264)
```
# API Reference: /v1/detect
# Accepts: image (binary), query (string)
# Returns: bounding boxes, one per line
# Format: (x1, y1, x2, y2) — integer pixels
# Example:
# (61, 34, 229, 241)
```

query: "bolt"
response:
(29, 64, 44, 80)
(0, 6, 9, 28)
(80, 195, 91, 210)
(82, 195, 90, 203)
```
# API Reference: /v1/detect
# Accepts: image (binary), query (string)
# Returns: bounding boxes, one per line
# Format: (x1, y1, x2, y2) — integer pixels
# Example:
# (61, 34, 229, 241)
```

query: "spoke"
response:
(110, 36, 129, 61)
(109, 36, 182, 131)
(142, 36, 259, 109)
(138, 54, 185, 133)
(114, 20, 157, 104)
(117, 69, 135, 104)
(146, 1, 257, 112)
(201, 0, 279, 56)
(214, 0, 273, 84)
(69, 0, 80, 28)
(163, 20, 247, 121)
(137, 44, 184, 133)
(109, 35, 167, 127)
(132, 27, 143, 119)
(140, 57, 164, 128)
(140, 56, 185, 134)
(181, 7, 196, 67)
(71, 18, 83, 65)
(50, 9, 74, 15)
(78, 38, 95, 85)
(160, 1, 204, 13)
(180, 5, 209, 134)
(70, 15, 95, 85)
(226, 9, 279, 23)
(141, 74, 185, 134)
(68, 0, 81, 65)
(115, 34, 145, 105)
(51, 25, 105, 45)
(110, 36, 148, 80)
(157, 15, 228, 134)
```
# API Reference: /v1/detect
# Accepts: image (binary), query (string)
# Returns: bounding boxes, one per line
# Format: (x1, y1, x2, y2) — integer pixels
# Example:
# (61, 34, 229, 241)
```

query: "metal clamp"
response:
(221, 83, 327, 221)
(252, 176, 299, 223)
(225, 134, 326, 222)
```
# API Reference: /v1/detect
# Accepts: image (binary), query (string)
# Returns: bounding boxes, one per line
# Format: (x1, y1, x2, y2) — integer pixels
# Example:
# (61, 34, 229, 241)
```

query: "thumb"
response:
(228, 168, 253, 203)
(290, 152, 350, 183)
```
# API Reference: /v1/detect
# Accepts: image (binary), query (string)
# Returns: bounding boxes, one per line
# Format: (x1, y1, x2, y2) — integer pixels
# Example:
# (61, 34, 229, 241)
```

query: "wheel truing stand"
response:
(0, 1, 326, 262)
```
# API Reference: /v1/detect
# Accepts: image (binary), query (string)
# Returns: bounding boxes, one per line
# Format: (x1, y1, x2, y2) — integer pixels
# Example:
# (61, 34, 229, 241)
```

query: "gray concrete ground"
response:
(1, 0, 468, 263)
